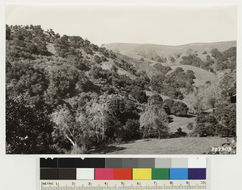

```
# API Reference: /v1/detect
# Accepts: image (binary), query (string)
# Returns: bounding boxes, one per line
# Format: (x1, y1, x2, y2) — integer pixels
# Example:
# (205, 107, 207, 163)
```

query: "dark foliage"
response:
(6, 25, 51, 60)
(114, 60, 136, 75)
(153, 63, 171, 74)
(150, 67, 195, 99)
(170, 128, 187, 138)
(6, 98, 54, 153)
(163, 99, 188, 116)
(104, 97, 140, 141)
(148, 94, 163, 107)
(94, 55, 102, 64)
(214, 104, 236, 137)
(180, 54, 204, 67)
(195, 113, 218, 137)
(130, 87, 148, 103)
(122, 119, 141, 141)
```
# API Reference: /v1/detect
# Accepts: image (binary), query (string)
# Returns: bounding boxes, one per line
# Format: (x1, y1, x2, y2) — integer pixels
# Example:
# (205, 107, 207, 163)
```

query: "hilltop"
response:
(103, 41, 236, 65)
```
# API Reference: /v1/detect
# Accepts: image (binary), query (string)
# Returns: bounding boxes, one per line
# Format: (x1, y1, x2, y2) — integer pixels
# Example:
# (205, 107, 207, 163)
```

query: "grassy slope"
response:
(100, 137, 232, 154)
(169, 65, 217, 86)
(168, 115, 196, 134)
(116, 53, 160, 78)
(108, 43, 218, 87)
(104, 41, 236, 60)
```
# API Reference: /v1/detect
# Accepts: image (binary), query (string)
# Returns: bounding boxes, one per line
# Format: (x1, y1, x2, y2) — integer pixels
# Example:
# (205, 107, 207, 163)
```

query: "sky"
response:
(6, 4, 237, 46)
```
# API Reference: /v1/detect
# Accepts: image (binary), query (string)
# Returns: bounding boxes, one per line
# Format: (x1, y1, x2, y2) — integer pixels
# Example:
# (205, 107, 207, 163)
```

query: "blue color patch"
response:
(170, 168, 188, 180)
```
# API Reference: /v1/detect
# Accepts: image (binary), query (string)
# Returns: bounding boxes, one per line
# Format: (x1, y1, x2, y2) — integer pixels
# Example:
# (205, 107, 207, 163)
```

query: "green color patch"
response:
(152, 168, 170, 180)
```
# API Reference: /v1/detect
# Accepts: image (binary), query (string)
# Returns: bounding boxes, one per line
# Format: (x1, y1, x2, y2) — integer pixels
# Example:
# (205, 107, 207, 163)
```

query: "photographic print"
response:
(6, 4, 236, 154)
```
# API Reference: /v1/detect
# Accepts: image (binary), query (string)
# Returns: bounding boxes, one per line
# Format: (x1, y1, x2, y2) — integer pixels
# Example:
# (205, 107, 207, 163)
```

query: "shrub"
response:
(180, 54, 204, 67)
(153, 64, 171, 74)
(164, 86, 184, 100)
(122, 119, 141, 141)
(110, 52, 117, 59)
(99, 47, 110, 57)
(214, 104, 236, 137)
(163, 99, 188, 116)
(131, 88, 148, 103)
(111, 65, 118, 73)
(84, 47, 93, 55)
(194, 113, 217, 137)
(211, 48, 223, 60)
(94, 55, 102, 64)
(169, 56, 175, 63)
(101, 56, 108, 62)
(148, 94, 163, 107)
(171, 101, 188, 116)
(170, 128, 187, 138)
(186, 122, 194, 130)
(114, 60, 136, 74)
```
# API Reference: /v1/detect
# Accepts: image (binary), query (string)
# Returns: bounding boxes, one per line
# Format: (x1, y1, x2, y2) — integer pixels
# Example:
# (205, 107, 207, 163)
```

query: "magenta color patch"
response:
(95, 168, 114, 180)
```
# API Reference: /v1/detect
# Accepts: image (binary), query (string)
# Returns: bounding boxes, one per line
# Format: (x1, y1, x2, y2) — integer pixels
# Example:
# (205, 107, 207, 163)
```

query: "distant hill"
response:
(114, 49, 217, 87)
(103, 41, 236, 65)
(104, 41, 235, 87)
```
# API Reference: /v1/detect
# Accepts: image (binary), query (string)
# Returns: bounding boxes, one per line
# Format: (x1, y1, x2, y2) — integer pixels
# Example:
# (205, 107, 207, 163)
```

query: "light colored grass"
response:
(104, 41, 236, 62)
(46, 43, 56, 55)
(107, 137, 232, 154)
(168, 115, 196, 134)
(170, 65, 217, 86)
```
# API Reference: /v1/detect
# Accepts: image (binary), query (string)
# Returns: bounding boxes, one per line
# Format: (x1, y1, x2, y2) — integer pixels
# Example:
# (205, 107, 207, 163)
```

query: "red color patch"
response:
(113, 168, 132, 180)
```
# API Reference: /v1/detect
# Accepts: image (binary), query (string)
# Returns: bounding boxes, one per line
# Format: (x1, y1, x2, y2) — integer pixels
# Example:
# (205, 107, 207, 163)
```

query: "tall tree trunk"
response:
(65, 134, 75, 146)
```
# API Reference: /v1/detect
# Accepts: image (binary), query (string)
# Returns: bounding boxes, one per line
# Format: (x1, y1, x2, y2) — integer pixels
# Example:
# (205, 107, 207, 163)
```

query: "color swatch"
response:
(76, 168, 94, 180)
(152, 168, 170, 180)
(188, 168, 206, 179)
(113, 168, 132, 180)
(40, 158, 206, 180)
(95, 168, 113, 180)
(170, 168, 188, 180)
(133, 168, 152, 180)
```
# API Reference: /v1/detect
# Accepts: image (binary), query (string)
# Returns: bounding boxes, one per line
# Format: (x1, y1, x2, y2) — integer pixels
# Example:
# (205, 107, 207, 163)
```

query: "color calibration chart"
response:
(40, 157, 208, 190)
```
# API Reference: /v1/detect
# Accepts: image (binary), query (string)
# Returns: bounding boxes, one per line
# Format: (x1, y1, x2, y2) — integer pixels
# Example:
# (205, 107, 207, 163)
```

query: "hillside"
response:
(169, 65, 217, 86)
(104, 41, 235, 88)
(103, 41, 236, 65)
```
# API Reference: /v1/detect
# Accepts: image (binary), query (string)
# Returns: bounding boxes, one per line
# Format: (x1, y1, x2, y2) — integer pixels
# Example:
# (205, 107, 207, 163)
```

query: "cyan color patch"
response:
(170, 168, 188, 180)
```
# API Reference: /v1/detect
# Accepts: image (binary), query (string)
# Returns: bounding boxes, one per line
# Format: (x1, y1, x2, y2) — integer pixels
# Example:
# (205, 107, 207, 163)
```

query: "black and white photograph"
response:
(6, 4, 236, 154)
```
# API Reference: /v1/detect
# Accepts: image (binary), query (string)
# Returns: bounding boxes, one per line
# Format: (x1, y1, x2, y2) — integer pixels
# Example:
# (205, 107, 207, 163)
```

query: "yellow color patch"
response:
(132, 168, 152, 180)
